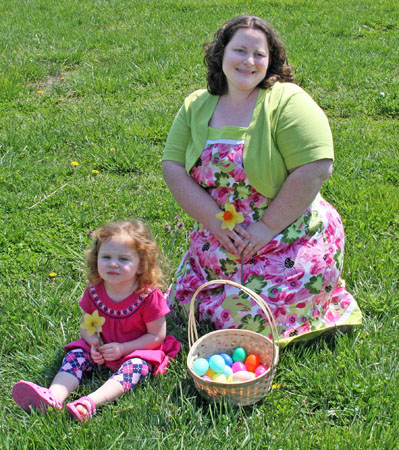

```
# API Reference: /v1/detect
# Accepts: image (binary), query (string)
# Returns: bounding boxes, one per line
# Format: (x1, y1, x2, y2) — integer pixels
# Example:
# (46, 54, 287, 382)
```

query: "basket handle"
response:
(187, 279, 279, 351)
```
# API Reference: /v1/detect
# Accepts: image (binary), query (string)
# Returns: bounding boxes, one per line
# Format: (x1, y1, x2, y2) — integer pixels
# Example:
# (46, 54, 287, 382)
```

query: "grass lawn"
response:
(1, 0, 398, 448)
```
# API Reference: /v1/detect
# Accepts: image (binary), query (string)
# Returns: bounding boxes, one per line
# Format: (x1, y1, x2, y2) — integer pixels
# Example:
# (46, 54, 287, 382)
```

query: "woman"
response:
(162, 15, 361, 346)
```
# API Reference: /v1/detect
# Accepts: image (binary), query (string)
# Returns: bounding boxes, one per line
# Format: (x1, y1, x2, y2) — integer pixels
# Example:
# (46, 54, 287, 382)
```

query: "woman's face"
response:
(222, 27, 269, 95)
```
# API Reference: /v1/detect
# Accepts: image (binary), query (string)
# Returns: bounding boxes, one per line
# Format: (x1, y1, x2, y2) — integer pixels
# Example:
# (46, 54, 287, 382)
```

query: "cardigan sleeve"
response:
(162, 102, 191, 164)
(275, 89, 334, 170)
(162, 89, 213, 166)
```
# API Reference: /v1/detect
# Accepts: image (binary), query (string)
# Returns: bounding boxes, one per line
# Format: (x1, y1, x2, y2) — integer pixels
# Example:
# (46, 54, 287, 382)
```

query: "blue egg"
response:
(220, 353, 233, 367)
(193, 358, 209, 376)
(222, 365, 233, 378)
(209, 354, 226, 374)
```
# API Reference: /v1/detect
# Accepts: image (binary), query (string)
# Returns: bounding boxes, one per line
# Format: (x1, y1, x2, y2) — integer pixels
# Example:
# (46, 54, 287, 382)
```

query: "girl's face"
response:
(222, 27, 269, 95)
(97, 237, 141, 291)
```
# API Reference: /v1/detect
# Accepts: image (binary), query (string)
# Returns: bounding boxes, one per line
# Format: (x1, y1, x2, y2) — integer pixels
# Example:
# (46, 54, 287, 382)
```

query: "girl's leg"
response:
(12, 348, 94, 412)
(90, 358, 151, 406)
(49, 372, 80, 403)
(88, 378, 124, 406)
(51, 348, 95, 402)
(67, 358, 150, 421)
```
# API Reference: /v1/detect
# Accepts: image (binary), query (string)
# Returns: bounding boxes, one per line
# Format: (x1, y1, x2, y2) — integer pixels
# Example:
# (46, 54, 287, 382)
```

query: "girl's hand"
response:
(207, 216, 250, 256)
(91, 344, 105, 365)
(242, 221, 276, 260)
(98, 342, 125, 361)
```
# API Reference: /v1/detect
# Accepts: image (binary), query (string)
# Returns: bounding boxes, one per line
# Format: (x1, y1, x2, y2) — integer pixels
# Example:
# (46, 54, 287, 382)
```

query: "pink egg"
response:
(254, 364, 269, 377)
(233, 371, 256, 382)
(231, 361, 246, 373)
(202, 375, 212, 380)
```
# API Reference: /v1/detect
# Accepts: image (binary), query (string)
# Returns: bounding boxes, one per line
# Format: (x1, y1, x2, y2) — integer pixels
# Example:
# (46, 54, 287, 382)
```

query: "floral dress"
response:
(166, 128, 362, 346)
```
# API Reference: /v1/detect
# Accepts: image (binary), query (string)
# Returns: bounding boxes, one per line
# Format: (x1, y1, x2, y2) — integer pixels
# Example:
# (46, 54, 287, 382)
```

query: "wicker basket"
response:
(187, 279, 279, 406)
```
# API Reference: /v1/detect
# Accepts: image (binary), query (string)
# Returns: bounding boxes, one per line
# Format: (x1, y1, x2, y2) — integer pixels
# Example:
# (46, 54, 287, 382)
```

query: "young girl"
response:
(13, 220, 180, 421)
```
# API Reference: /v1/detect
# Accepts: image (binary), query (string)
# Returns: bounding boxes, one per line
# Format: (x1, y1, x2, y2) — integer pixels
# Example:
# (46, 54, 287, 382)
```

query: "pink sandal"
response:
(12, 381, 63, 412)
(67, 396, 96, 422)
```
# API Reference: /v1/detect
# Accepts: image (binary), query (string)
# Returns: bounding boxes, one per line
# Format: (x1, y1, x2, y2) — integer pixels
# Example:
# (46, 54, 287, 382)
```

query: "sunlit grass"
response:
(1, 0, 398, 448)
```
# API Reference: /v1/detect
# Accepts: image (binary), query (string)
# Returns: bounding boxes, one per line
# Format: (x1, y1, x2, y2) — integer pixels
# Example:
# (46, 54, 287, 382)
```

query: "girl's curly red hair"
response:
(85, 220, 164, 291)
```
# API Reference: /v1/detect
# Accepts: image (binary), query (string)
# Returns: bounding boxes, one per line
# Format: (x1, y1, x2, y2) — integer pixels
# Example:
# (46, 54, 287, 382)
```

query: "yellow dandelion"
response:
(71, 161, 79, 167)
(110, 147, 116, 152)
(49, 272, 57, 277)
(92, 169, 99, 174)
(37, 90, 44, 94)
(216, 203, 244, 230)
(272, 384, 282, 390)
(81, 310, 105, 336)
(57, 98, 63, 103)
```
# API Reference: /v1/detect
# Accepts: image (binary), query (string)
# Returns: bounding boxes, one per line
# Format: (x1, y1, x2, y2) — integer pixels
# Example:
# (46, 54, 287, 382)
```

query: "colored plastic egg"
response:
(233, 347, 247, 362)
(205, 368, 216, 378)
(226, 375, 234, 383)
(245, 353, 261, 373)
(192, 358, 209, 376)
(212, 373, 227, 382)
(209, 355, 226, 373)
(222, 365, 233, 378)
(255, 364, 269, 377)
(233, 370, 256, 382)
(202, 375, 212, 381)
(220, 353, 233, 367)
(231, 361, 246, 373)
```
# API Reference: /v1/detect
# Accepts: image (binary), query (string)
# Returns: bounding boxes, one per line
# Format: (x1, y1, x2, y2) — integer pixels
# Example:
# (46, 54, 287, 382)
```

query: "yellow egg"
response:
(205, 368, 216, 378)
(212, 373, 227, 382)
(226, 375, 234, 383)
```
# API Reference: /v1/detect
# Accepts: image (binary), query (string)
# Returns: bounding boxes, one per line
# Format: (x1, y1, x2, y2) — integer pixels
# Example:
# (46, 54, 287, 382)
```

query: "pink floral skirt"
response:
(166, 138, 362, 346)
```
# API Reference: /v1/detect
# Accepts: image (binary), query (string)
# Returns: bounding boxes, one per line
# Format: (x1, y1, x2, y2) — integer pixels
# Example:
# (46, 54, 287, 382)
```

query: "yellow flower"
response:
(71, 161, 79, 166)
(110, 147, 116, 152)
(272, 384, 282, 390)
(37, 90, 44, 94)
(92, 169, 99, 174)
(81, 310, 105, 336)
(49, 272, 57, 277)
(216, 203, 244, 230)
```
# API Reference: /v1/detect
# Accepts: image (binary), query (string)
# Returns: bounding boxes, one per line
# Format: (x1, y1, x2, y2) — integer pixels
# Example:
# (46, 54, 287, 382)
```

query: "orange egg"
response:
(245, 353, 261, 373)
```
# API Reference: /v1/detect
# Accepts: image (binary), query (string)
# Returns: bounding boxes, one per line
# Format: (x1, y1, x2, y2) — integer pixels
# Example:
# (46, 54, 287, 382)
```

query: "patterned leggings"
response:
(59, 349, 151, 393)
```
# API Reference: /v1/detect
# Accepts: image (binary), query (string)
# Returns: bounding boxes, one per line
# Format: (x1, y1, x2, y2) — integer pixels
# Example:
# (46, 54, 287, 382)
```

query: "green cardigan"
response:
(163, 82, 334, 199)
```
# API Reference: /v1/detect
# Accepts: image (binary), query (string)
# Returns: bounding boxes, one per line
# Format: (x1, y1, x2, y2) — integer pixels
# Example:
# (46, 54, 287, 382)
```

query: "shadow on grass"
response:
(281, 324, 359, 356)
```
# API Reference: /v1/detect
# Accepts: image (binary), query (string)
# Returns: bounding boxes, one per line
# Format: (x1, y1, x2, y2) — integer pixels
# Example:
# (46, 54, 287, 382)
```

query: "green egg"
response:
(233, 347, 247, 362)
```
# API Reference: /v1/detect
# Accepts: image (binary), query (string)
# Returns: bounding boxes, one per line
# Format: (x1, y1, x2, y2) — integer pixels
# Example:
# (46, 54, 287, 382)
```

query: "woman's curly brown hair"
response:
(203, 15, 296, 95)
(85, 220, 164, 291)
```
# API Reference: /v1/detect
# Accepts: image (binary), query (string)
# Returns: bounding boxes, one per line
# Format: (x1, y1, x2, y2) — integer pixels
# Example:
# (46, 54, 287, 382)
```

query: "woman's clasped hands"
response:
(242, 221, 276, 259)
(209, 213, 275, 260)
